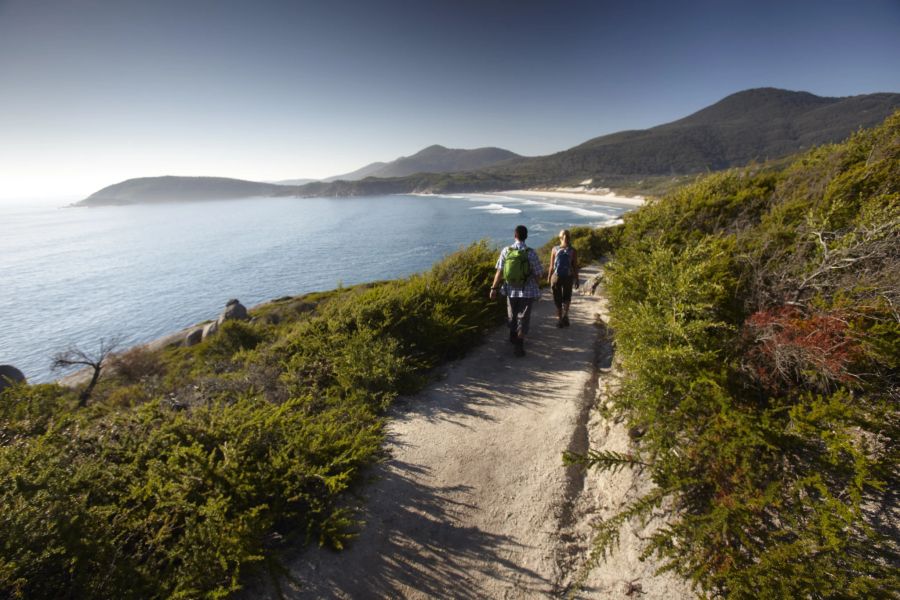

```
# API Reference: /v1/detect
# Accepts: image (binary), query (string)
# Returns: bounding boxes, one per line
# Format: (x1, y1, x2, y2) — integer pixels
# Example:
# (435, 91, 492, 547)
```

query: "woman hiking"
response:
(548, 229, 579, 328)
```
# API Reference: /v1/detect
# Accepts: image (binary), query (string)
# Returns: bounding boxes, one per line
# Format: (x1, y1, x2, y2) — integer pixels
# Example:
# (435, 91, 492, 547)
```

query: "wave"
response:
(408, 193, 469, 199)
(471, 193, 621, 218)
(470, 203, 522, 215)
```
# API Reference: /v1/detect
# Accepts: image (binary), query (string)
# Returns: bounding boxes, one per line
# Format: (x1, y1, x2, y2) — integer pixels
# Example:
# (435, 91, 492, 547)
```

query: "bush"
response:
(0, 241, 502, 599)
(537, 224, 625, 268)
(110, 347, 166, 383)
(571, 111, 900, 597)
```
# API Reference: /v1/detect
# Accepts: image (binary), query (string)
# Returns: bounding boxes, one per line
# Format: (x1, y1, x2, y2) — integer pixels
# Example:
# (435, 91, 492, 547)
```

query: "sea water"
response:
(0, 193, 630, 382)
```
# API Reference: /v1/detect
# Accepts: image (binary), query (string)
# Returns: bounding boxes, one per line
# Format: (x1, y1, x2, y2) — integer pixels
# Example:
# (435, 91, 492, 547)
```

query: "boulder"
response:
(202, 321, 219, 340)
(216, 298, 249, 326)
(0, 365, 26, 392)
(184, 327, 204, 347)
(147, 328, 193, 351)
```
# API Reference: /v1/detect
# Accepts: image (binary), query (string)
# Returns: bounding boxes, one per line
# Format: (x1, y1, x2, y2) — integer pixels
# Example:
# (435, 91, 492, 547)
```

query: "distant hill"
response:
(490, 88, 900, 182)
(78, 176, 286, 206)
(323, 161, 388, 181)
(81, 88, 900, 204)
(324, 145, 521, 181)
(287, 88, 899, 197)
(272, 178, 317, 186)
(80, 146, 521, 205)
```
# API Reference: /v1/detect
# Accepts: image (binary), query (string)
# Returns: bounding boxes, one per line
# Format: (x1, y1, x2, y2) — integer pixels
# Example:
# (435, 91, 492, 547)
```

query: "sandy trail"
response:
(257, 267, 692, 599)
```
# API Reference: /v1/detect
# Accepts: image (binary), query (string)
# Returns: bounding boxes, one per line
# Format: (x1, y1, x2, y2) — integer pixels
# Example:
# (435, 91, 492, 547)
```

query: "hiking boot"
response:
(562, 315, 570, 327)
(556, 318, 564, 328)
(513, 341, 525, 357)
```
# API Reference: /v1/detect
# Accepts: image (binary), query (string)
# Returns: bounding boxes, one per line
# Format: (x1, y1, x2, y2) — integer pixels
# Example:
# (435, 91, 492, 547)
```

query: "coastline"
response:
(50, 189, 638, 388)
(503, 188, 646, 207)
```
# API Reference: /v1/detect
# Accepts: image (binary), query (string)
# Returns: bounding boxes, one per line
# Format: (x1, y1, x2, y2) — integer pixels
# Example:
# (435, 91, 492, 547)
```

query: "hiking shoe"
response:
(562, 316, 570, 327)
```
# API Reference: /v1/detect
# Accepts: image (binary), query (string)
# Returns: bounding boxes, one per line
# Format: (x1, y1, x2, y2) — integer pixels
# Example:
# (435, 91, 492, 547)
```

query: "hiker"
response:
(548, 229, 579, 327)
(489, 225, 544, 357)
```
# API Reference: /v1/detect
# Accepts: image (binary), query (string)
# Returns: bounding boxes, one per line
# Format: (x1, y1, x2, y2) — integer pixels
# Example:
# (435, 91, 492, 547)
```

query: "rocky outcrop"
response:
(57, 299, 259, 389)
(217, 299, 249, 325)
(0, 365, 26, 392)
(201, 321, 219, 340)
(184, 327, 204, 347)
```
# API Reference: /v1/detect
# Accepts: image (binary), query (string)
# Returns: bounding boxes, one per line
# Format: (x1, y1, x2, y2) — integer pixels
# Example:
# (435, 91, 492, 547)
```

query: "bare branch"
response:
(51, 335, 125, 406)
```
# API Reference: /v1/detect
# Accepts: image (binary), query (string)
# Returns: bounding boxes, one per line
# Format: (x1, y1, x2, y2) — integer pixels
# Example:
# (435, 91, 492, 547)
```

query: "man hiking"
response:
(489, 225, 544, 357)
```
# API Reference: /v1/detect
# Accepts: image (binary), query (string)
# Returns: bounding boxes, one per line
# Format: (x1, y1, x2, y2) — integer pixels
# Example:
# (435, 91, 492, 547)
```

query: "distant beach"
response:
(505, 188, 645, 206)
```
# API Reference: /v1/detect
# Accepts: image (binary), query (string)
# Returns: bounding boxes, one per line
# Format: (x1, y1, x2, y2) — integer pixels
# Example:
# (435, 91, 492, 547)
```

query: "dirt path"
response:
(255, 267, 693, 599)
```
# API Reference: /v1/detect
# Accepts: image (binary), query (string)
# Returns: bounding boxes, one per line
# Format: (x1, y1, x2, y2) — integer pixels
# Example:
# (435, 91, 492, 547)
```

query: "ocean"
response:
(0, 193, 631, 382)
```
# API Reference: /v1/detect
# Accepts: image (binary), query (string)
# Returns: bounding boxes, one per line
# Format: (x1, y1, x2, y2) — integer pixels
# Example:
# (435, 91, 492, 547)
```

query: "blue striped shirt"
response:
(495, 242, 543, 299)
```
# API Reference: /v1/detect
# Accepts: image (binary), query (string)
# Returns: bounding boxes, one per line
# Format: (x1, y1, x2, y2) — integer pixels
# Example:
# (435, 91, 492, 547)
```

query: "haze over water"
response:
(1, 194, 629, 382)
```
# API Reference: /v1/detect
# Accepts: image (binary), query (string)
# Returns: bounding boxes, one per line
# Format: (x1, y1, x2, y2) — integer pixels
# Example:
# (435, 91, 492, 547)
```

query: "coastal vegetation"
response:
(0, 242, 504, 599)
(567, 111, 899, 597)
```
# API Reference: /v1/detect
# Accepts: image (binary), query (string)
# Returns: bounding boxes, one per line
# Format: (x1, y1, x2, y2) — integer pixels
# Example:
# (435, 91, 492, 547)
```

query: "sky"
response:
(1, 0, 898, 199)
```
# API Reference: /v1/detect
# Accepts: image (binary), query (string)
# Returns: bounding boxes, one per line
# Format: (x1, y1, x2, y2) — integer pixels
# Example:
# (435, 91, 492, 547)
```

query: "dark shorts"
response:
(506, 296, 534, 336)
(551, 274, 574, 306)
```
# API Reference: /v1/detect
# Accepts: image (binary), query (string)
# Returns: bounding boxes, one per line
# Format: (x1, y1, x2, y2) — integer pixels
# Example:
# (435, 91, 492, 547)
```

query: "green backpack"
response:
(503, 246, 531, 287)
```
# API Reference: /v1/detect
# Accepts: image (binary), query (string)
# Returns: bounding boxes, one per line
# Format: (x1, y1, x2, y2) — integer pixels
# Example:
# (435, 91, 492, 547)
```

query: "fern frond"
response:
(563, 448, 650, 474)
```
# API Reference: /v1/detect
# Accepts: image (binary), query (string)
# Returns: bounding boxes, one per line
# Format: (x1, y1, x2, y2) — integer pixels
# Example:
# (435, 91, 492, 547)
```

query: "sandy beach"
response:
(504, 188, 646, 207)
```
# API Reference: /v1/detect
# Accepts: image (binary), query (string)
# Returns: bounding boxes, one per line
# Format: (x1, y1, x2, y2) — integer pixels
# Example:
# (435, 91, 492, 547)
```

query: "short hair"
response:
(514, 225, 528, 241)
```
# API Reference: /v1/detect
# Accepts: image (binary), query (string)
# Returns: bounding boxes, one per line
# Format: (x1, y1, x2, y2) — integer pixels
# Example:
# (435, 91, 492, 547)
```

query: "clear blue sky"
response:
(1, 0, 898, 198)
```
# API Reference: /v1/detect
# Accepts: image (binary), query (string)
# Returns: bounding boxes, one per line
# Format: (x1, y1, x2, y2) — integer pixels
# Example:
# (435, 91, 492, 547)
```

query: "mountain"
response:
(286, 88, 899, 197)
(323, 161, 388, 181)
(488, 88, 900, 182)
(80, 88, 900, 204)
(324, 145, 521, 181)
(79, 146, 521, 205)
(78, 176, 286, 206)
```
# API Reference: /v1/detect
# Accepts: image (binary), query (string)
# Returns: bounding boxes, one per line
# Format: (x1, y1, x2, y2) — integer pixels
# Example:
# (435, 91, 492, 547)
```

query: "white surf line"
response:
(474, 193, 619, 218)
(504, 189, 645, 207)
(469, 203, 523, 215)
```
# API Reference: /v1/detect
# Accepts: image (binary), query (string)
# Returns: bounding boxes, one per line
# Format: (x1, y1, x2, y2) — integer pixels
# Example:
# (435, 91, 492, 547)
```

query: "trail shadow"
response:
(390, 286, 601, 429)
(277, 460, 550, 599)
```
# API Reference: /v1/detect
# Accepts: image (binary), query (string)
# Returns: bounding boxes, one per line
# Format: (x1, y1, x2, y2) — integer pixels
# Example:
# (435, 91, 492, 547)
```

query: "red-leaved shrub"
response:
(742, 305, 862, 393)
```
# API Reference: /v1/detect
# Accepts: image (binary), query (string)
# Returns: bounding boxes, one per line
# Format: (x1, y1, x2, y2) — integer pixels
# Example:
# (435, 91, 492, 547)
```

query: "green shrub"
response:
(571, 111, 900, 597)
(537, 224, 625, 268)
(0, 384, 76, 443)
(201, 320, 268, 363)
(110, 347, 166, 383)
(0, 241, 502, 599)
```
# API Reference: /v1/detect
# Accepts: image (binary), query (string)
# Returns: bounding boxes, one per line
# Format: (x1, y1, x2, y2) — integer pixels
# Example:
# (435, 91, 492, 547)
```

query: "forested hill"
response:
(323, 144, 521, 181)
(76, 147, 520, 205)
(79, 176, 285, 206)
(291, 88, 900, 196)
(486, 87, 900, 181)
(79, 88, 900, 204)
